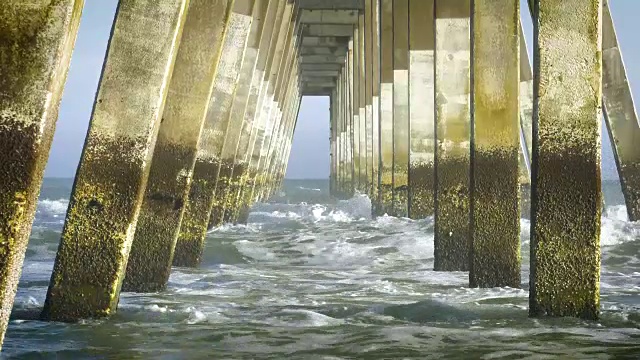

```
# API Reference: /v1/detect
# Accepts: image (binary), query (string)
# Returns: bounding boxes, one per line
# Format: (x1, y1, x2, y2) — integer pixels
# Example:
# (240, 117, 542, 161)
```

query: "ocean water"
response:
(2, 178, 640, 359)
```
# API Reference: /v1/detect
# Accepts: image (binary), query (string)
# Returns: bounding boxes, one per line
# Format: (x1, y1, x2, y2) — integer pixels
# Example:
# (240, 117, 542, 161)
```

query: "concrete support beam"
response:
(519, 25, 534, 185)
(227, 1, 289, 222)
(206, 0, 272, 227)
(602, 0, 640, 221)
(330, 92, 338, 196)
(358, 12, 369, 194)
(301, 46, 348, 56)
(378, 0, 394, 215)
(529, 0, 603, 320)
(371, 0, 381, 212)
(433, 0, 471, 271)
(364, 0, 374, 199)
(301, 63, 343, 71)
(393, 0, 409, 217)
(298, 0, 363, 10)
(350, 33, 362, 193)
(303, 24, 355, 37)
(301, 70, 340, 77)
(173, 1, 255, 267)
(122, 0, 234, 293)
(408, 0, 435, 219)
(258, 24, 301, 201)
(300, 9, 359, 24)
(244, 4, 297, 206)
(302, 87, 333, 95)
(0, 0, 83, 346)
(301, 55, 346, 64)
(42, 0, 189, 322)
(469, 0, 520, 288)
(302, 36, 350, 47)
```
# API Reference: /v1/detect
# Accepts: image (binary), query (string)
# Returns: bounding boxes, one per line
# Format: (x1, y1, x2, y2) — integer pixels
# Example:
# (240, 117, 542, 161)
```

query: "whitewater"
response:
(2, 178, 639, 358)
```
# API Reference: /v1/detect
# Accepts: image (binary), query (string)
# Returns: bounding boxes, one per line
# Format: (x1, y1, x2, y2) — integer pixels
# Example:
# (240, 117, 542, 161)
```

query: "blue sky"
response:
(44, 0, 639, 180)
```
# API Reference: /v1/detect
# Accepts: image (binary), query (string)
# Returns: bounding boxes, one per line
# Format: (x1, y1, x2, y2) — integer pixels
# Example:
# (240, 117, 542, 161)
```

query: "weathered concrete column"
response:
(0, 0, 83, 346)
(378, 0, 394, 216)
(371, 0, 382, 213)
(346, 40, 356, 197)
(206, 0, 272, 227)
(244, 4, 296, 205)
(364, 1, 375, 199)
(392, 0, 410, 217)
(433, 0, 471, 271)
(254, 15, 300, 202)
(530, 0, 603, 320)
(330, 91, 338, 197)
(351, 26, 362, 193)
(339, 69, 348, 196)
(270, 76, 301, 196)
(42, 0, 189, 322)
(519, 25, 534, 214)
(358, 13, 369, 194)
(408, 0, 435, 219)
(121, 0, 234, 293)
(173, 1, 255, 267)
(469, 0, 520, 288)
(602, 0, 640, 221)
(262, 57, 300, 199)
(226, 1, 287, 220)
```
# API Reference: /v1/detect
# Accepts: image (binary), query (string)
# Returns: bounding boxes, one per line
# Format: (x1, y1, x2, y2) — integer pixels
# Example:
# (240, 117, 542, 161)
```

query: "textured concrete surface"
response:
(408, 0, 435, 220)
(122, 0, 234, 293)
(0, 0, 84, 346)
(433, 0, 471, 272)
(42, 0, 189, 322)
(378, 0, 394, 216)
(469, 0, 521, 289)
(173, 2, 254, 267)
(530, 0, 603, 320)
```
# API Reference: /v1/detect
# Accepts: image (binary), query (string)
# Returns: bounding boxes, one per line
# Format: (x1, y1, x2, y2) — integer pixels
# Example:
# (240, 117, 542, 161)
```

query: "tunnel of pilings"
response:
(1, 0, 639, 351)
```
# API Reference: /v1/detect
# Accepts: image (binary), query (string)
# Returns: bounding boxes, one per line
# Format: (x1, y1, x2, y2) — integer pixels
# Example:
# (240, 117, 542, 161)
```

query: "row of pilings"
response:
(0, 0, 639, 352)
(0, 0, 303, 349)
(329, 0, 639, 322)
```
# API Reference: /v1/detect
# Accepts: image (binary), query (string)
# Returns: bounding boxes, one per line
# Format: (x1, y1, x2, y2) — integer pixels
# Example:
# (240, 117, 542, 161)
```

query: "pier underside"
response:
(1, 0, 639, 351)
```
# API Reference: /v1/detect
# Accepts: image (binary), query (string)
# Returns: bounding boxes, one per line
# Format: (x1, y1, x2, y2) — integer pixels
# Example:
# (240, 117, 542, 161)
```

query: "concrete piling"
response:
(469, 0, 521, 288)
(173, 1, 255, 267)
(208, 0, 272, 226)
(408, 0, 435, 220)
(529, 0, 603, 320)
(601, 0, 640, 222)
(433, 0, 472, 272)
(121, 0, 234, 293)
(0, 0, 84, 346)
(379, 0, 394, 216)
(392, 0, 410, 218)
(42, 0, 189, 322)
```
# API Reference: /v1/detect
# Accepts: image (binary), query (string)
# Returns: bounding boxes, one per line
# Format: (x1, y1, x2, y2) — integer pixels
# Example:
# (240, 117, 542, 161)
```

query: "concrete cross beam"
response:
(300, 9, 359, 24)
(301, 45, 348, 56)
(297, 0, 363, 10)
(301, 54, 346, 63)
(302, 36, 350, 47)
(302, 24, 354, 37)
(300, 63, 344, 71)
(300, 70, 340, 77)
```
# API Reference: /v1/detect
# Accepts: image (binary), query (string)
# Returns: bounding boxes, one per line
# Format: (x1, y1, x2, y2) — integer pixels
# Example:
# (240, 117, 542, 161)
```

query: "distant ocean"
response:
(2, 178, 639, 358)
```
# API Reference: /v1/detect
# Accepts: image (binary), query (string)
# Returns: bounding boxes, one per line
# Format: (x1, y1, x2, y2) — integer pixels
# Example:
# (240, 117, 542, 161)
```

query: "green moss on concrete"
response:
(42, 136, 147, 322)
(470, 148, 521, 288)
(1, 2, 83, 344)
(173, 158, 221, 268)
(530, 152, 601, 320)
(434, 156, 471, 272)
(378, 169, 394, 216)
(122, 143, 194, 293)
(409, 163, 435, 219)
